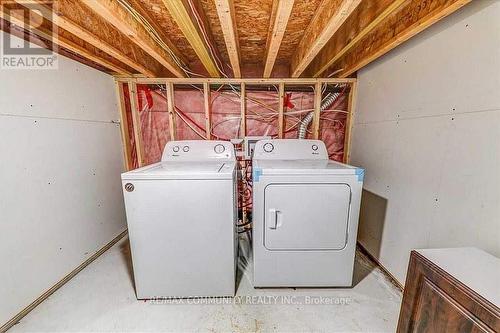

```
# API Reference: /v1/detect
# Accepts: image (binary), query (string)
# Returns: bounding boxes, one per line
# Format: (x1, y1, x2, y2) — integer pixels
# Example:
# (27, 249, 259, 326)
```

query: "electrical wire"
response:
(186, 0, 227, 77)
(175, 111, 207, 140)
(116, 0, 204, 78)
(145, 84, 349, 146)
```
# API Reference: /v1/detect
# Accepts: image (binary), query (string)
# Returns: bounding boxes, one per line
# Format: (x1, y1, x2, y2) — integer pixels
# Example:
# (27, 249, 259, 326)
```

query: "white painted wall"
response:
(0, 32, 127, 325)
(351, 1, 500, 284)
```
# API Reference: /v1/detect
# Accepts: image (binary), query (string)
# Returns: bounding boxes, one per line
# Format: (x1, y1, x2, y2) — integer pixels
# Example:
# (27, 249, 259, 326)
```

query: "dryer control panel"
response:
(253, 139, 328, 160)
(162, 140, 235, 161)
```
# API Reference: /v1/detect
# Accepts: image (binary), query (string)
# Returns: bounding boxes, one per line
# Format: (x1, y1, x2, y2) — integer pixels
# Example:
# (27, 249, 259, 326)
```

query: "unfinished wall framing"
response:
(115, 78, 357, 169)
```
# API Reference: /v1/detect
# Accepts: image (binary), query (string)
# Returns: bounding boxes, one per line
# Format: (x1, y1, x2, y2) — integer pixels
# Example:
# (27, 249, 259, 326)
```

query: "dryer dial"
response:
(263, 143, 274, 153)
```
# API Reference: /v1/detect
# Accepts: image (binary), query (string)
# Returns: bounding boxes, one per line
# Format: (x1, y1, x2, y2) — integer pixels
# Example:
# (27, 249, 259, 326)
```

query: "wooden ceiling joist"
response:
(81, 0, 186, 78)
(127, 0, 189, 65)
(16, 0, 167, 77)
(263, 0, 295, 78)
(289, 0, 361, 78)
(305, 0, 407, 78)
(1, 4, 133, 75)
(214, 0, 241, 78)
(331, 0, 471, 78)
(162, 0, 222, 77)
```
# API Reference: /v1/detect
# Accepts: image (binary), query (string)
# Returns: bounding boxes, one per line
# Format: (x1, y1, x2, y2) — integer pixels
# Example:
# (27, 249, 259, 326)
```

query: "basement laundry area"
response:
(7, 236, 402, 332)
(1, 0, 499, 332)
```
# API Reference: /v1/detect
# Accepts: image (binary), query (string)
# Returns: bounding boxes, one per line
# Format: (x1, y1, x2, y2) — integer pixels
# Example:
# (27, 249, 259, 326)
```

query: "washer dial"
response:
(263, 143, 274, 153)
(214, 144, 225, 154)
(183, 146, 190, 152)
(312, 144, 318, 151)
(173, 146, 180, 152)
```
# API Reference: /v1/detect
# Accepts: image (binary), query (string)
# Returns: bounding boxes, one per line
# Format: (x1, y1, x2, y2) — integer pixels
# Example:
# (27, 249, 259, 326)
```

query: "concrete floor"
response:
(10, 235, 402, 332)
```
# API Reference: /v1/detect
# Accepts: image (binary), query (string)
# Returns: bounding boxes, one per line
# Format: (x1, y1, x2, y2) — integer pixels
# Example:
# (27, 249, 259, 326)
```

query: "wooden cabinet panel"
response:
(397, 251, 500, 333)
(413, 278, 489, 333)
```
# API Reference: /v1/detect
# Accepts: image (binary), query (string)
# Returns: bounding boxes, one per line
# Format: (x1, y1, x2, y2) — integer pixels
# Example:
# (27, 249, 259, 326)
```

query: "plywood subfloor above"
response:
(276, 0, 322, 63)
(234, 0, 274, 64)
(133, 0, 201, 66)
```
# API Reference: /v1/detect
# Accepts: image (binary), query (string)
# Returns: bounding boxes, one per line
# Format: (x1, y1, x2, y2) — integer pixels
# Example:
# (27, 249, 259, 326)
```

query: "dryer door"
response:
(264, 183, 351, 250)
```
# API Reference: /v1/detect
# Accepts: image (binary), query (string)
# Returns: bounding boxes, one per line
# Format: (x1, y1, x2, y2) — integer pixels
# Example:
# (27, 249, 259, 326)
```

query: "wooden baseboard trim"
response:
(356, 242, 404, 291)
(1, 229, 128, 333)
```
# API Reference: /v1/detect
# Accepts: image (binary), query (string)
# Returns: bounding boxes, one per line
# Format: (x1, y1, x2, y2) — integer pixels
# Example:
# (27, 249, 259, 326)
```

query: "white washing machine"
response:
(252, 139, 364, 287)
(121, 140, 238, 298)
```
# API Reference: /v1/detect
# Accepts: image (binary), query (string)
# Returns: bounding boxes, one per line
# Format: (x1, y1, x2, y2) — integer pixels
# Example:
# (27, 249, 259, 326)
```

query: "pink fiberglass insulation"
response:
(125, 84, 348, 165)
(321, 92, 348, 161)
(211, 89, 244, 139)
(134, 85, 172, 165)
(283, 90, 315, 139)
(173, 88, 207, 141)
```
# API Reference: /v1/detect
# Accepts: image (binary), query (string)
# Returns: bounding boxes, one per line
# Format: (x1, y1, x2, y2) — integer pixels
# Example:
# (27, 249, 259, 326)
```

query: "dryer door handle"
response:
(268, 208, 282, 229)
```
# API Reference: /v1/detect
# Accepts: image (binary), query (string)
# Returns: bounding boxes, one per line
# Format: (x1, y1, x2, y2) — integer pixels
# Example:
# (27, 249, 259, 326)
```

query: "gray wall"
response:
(0, 32, 127, 325)
(351, 1, 500, 284)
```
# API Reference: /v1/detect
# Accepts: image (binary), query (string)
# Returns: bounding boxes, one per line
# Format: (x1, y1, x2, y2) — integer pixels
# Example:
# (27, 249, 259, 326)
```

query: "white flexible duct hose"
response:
(297, 91, 341, 139)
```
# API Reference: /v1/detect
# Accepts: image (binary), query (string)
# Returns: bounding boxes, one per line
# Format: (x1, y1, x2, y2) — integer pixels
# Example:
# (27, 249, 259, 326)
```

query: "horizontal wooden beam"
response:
(333, 0, 471, 78)
(214, 0, 241, 78)
(81, 0, 186, 77)
(162, 0, 221, 77)
(263, 0, 295, 78)
(18, 0, 167, 77)
(1, 4, 133, 75)
(290, 0, 361, 78)
(305, 0, 407, 77)
(118, 77, 357, 85)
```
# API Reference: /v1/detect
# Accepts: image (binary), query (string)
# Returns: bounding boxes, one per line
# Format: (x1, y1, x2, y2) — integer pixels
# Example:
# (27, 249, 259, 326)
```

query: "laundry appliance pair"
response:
(121, 139, 363, 299)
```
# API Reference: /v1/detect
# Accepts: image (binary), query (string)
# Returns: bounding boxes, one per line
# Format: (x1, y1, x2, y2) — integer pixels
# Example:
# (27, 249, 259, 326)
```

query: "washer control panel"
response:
(253, 139, 328, 160)
(162, 140, 235, 161)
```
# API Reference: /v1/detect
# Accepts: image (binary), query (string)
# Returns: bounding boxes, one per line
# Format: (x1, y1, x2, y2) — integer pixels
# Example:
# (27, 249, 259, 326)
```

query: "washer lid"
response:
(122, 161, 235, 180)
(254, 159, 360, 176)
